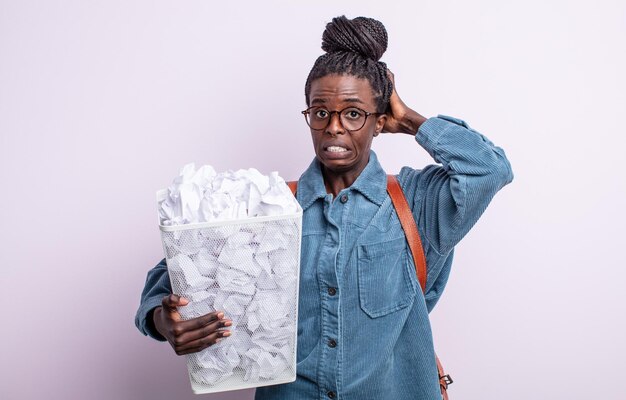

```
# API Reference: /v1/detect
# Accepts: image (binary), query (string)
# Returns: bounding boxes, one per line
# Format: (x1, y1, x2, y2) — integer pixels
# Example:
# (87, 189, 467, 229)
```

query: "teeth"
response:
(327, 146, 347, 153)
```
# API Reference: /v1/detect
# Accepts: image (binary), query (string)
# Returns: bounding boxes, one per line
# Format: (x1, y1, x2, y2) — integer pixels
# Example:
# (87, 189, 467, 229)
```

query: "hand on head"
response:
(381, 69, 426, 135)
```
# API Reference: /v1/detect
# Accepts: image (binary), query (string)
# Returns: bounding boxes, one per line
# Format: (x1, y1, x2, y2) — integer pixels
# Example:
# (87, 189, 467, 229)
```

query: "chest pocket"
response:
(357, 236, 417, 318)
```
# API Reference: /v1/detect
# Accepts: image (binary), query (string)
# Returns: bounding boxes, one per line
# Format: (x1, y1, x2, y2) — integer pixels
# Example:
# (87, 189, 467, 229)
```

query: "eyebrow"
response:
(343, 97, 365, 104)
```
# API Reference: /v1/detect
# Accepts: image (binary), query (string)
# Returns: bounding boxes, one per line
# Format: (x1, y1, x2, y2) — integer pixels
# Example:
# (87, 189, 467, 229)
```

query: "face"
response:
(307, 74, 386, 177)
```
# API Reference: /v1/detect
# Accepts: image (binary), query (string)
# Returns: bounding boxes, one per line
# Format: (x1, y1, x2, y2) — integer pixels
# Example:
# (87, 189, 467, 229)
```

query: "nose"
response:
(325, 111, 345, 136)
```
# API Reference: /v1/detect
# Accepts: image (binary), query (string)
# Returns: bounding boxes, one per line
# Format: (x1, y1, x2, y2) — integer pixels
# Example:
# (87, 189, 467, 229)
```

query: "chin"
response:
(319, 158, 358, 174)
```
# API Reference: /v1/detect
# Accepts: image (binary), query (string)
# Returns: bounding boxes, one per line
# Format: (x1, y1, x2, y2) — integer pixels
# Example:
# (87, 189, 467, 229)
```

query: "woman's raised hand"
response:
(153, 294, 232, 355)
(382, 70, 427, 135)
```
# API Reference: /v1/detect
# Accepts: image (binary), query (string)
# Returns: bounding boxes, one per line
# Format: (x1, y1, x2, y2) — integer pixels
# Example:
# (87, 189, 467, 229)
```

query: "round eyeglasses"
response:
(301, 106, 378, 132)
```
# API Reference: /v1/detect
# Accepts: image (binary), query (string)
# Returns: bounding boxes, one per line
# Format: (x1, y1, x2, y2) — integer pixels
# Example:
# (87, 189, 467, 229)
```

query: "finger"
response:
(175, 331, 225, 355)
(176, 311, 225, 332)
(175, 330, 232, 354)
(176, 317, 232, 345)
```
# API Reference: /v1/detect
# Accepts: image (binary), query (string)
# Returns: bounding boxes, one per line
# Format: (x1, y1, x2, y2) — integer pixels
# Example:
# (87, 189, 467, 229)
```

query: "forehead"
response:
(309, 74, 376, 107)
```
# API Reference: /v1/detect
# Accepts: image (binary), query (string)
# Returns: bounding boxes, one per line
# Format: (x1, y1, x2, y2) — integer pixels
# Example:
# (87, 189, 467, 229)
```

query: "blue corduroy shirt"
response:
(136, 115, 513, 400)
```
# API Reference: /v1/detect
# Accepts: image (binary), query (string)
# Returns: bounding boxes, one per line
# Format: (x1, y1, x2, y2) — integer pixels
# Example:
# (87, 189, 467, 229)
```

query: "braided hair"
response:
(305, 16, 393, 113)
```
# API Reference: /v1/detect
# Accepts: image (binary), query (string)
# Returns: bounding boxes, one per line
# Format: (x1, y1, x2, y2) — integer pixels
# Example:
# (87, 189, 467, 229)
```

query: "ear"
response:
(373, 114, 387, 137)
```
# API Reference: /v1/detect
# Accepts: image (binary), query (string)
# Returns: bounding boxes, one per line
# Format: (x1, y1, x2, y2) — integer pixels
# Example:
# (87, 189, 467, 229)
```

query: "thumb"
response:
(162, 294, 189, 311)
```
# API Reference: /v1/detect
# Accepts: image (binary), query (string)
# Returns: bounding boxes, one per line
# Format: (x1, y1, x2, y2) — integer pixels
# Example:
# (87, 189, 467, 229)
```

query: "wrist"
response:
(149, 306, 167, 340)
(400, 110, 427, 135)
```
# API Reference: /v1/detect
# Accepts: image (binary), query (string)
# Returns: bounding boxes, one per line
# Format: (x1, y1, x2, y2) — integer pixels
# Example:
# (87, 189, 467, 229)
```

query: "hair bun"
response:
(321, 15, 388, 61)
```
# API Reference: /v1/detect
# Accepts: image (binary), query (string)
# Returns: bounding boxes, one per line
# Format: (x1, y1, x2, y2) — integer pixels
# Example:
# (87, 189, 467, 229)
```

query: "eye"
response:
(343, 108, 364, 120)
(314, 109, 329, 119)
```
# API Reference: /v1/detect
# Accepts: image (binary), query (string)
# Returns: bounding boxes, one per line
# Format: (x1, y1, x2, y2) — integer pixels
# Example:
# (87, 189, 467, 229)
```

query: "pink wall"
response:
(2, 1, 625, 399)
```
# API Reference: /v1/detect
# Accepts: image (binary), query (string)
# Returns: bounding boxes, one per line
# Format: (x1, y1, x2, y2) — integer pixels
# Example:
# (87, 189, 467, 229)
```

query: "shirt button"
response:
(328, 287, 337, 296)
(340, 194, 348, 203)
(327, 391, 336, 399)
(328, 339, 337, 348)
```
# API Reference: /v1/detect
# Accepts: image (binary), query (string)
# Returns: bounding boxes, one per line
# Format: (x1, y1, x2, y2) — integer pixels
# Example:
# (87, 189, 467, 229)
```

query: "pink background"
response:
(1, 1, 625, 399)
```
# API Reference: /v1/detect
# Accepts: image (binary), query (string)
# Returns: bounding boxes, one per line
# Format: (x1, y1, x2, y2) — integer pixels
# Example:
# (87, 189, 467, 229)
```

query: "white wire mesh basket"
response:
(157, 191, 302, 394)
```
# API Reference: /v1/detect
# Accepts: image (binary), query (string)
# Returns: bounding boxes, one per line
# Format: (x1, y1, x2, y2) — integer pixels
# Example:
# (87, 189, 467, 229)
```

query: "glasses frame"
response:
(301, 106, 380, 133)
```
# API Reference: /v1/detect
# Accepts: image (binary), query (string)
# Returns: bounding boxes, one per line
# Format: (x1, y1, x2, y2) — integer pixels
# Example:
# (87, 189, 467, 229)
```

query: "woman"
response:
(135, 15, 513, 399)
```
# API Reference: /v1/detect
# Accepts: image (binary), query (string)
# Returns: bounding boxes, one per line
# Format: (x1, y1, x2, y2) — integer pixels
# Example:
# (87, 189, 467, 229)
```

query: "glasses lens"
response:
(306, 108, 329, 130)
(340, 108, 367, 131)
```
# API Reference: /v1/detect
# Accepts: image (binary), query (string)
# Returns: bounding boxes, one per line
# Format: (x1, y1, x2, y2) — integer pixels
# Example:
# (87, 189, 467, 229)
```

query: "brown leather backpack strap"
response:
(386, 175, 427, 293)
(287, 181, 297, 196)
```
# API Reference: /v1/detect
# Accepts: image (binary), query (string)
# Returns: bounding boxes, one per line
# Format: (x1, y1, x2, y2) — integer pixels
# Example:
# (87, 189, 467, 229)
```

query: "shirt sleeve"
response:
(134, 258, 172, 341)
(398, 115, 513, 297)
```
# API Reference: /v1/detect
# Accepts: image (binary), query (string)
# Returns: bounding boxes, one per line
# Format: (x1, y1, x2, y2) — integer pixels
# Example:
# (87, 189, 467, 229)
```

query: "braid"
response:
(305, 15, 392, 112)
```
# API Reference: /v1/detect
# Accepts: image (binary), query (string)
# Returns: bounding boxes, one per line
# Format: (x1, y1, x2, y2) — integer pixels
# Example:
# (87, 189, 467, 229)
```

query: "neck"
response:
(321, 159, 369, 197)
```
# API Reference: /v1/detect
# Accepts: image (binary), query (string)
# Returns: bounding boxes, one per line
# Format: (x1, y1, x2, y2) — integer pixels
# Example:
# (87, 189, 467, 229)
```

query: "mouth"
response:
(322, 144, 352, 160)
(325, 145, 349, 153)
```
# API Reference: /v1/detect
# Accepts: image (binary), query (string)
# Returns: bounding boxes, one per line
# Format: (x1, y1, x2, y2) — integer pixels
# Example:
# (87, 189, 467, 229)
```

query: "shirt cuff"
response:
(135, 296, 167, 341)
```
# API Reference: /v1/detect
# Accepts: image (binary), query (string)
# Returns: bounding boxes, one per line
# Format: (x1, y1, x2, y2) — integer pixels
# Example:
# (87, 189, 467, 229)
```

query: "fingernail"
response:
(215, 338, 223, 344)
(217, 312, 224, 319)
(224, 320, 232, 327)
(222, 331, 231, 337)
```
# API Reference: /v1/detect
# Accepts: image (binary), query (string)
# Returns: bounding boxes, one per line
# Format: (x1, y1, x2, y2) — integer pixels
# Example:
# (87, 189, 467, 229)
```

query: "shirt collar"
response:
(297, 150, 388, 210)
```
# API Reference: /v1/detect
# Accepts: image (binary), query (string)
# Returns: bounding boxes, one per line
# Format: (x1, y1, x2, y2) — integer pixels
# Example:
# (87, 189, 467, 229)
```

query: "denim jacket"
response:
(135, 115, 513, 400)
